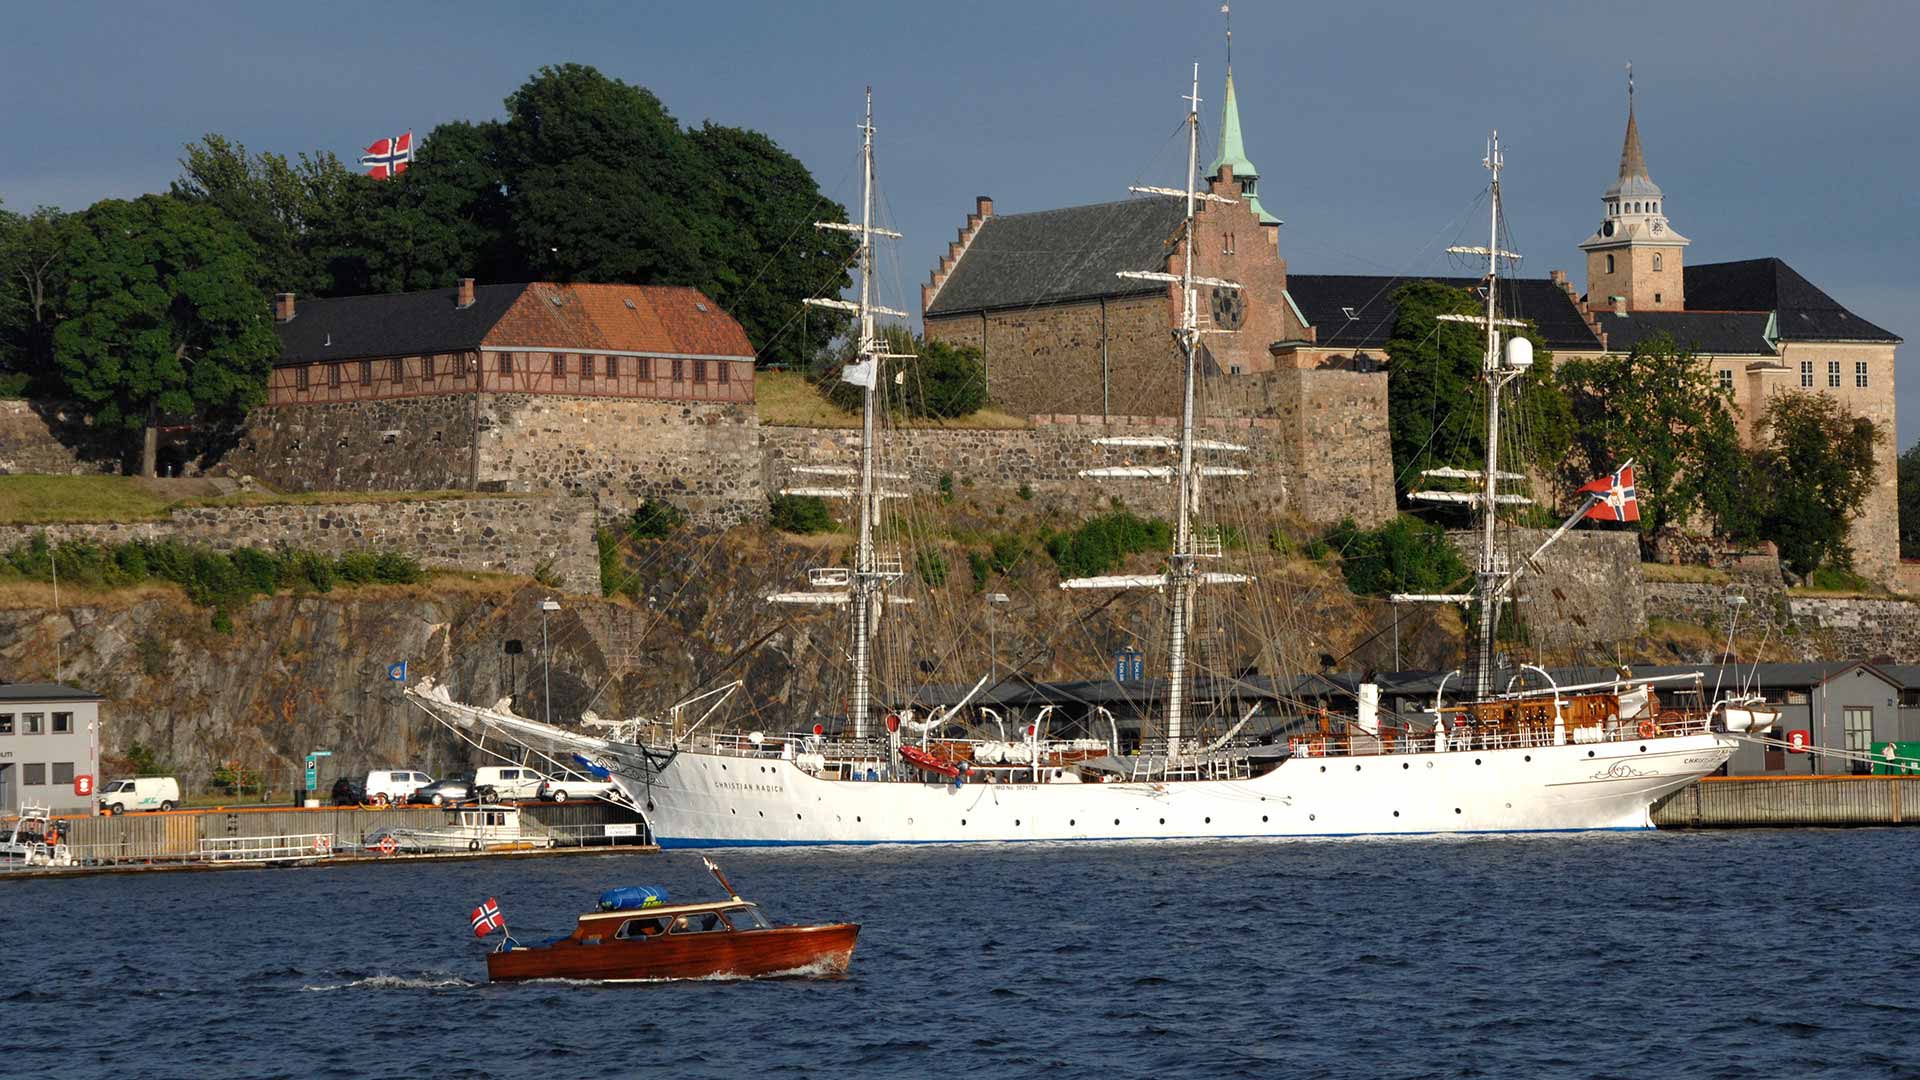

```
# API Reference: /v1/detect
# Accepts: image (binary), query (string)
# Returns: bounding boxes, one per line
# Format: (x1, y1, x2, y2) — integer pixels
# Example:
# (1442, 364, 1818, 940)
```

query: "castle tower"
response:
(1579, 68, 1689, 311)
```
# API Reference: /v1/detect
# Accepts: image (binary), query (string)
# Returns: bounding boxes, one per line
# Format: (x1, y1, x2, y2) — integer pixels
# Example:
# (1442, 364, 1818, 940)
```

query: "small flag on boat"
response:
(359, 131, 413, 179)
(840, 358, 877, 389)
(471, 897, 505, 938)
(1579, 463, 1639, 522)
(387, 661, 408, 681)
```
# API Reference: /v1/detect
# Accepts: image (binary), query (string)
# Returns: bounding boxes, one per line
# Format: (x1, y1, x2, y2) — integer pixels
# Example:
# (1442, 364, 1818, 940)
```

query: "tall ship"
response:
(410, 76, 1775, 847)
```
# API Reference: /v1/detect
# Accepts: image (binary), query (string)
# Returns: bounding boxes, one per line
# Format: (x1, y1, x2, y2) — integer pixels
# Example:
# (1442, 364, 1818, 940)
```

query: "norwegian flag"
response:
(359, 131, 413, 179)
(470, 897, 505, 938)
(1579, 463, 1640, 522)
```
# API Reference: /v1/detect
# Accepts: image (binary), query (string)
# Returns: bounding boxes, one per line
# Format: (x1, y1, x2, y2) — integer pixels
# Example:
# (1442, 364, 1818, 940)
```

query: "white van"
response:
(473, 766, 548, 801)
(98, 777, 181, 814)
(364, 770, 433, 806)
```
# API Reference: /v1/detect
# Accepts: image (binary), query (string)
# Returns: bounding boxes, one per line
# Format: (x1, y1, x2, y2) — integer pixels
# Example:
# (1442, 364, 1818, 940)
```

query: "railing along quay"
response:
(1653, 775, 1920, 828)
(1, 800, 654, 875)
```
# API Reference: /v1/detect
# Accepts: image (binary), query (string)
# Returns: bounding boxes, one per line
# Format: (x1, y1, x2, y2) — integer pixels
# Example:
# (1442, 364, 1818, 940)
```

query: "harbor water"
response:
(3, 829, 1917, 1079)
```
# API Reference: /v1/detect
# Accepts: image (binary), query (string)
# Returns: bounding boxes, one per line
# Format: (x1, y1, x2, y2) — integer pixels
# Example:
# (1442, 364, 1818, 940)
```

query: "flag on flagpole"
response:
(470, 897, 505, 938)
(387, 661, 408, 681)
(1579, 463, 1640, 522)
(359, 132, 413, 179)
(840, 358, 877, 389)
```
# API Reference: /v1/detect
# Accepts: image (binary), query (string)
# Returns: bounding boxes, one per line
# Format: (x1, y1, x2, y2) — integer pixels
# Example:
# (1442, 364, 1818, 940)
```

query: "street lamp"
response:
(986, 593, 1010, 681)
(540, 598, 561, 726)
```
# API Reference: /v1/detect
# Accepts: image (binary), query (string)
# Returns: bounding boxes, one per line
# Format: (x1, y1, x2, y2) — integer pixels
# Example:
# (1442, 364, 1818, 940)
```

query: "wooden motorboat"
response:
(484, 859, 858, 983)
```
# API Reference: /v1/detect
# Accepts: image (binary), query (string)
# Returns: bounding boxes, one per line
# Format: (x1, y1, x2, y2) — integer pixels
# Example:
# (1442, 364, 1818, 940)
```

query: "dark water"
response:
(4, 830, 1919, 1079)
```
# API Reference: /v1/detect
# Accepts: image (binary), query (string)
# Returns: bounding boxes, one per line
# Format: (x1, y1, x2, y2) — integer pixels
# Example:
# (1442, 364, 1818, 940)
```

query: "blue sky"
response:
(5, 1, 1915, 440)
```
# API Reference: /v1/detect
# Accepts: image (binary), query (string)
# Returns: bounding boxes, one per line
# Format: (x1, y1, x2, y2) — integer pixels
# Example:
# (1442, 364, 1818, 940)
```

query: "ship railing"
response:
(199, 833, 339, 863)
(1288, 713, 1714, 759)
(539, 821, 655, 848)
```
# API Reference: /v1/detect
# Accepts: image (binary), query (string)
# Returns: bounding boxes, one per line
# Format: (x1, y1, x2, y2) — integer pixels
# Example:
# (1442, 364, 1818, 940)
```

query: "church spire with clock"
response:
(1579, 66, 1689, 311)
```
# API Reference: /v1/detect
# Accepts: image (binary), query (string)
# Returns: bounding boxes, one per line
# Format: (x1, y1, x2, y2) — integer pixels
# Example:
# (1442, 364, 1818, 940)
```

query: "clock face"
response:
(1210, 286, 1245, 330)
(1652, 222, 1664, 235)
(1602, 220, 1616, 237)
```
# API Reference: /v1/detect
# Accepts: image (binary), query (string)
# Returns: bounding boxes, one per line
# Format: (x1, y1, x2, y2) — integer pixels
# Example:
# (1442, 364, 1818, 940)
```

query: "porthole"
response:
(1015, 819, 1021, 826)
(1402, 762, 1410, 770)
(1069, 819, 1076, 826)
(1261, 815, 1269, 823)
(1393, 811, 1400, 817)
(1354, 764, 1362, 772)
(1159, 818, 1166, 825)
(1639, 745, 1647, 753)
(1425, 761, 1434, 769)
(1309, 814, 1316, 821)
(730, 808, 736, 815)
(1204, 816, 1212, 824)
(856, 816, 862, 822)
(796, 813, 802, 820)
(1454, 808, 1462, 814)
(1588, 751, 1596, 758)
(719, 764, 726, 771)
(1319, 766, 1327, 773)
(961, 819, 966, 826)
(1113, 818, 1121, 826)
(1474, 758, 1482, 765)
(757, 811, 764, 817)
(1524, 755, 1531, 762)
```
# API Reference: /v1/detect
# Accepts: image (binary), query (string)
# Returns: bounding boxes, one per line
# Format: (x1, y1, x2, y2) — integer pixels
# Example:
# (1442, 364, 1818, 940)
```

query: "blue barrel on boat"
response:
(598, 886, 669, 911)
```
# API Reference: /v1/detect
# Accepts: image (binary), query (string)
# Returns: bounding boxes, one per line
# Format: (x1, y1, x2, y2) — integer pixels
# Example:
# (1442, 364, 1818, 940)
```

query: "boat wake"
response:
(300, 972, 481, 992)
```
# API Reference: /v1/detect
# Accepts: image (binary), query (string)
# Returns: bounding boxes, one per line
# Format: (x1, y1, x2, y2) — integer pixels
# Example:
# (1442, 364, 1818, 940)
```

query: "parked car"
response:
(329, 777, 367, 806)
(98, 777, 181, 814)
(408, 776, 494, 807)
(364, 770, 433, 807)
(539, 776, 620, 803)
(473, 766, 549, 801)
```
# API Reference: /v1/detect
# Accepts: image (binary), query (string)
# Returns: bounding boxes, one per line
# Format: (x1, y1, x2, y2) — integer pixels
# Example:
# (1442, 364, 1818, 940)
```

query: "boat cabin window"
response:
(721, 907, 770, 930)
(617, 917, 670, 940)
(670, 911, 727, 934)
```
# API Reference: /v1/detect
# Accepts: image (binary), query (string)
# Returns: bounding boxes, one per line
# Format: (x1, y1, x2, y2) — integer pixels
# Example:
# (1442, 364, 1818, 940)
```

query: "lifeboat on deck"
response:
(897, 744, 961, 779)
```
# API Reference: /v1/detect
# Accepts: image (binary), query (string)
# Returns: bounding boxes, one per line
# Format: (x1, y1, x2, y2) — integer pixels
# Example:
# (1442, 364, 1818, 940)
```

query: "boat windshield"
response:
(616, 916, 669, 940)
(670, 911, 727, 934)
(721, 907, 770, 930)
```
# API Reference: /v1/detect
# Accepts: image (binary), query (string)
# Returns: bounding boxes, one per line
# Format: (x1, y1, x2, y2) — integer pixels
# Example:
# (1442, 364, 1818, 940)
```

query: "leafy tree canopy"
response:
(1558, 333, 1745, 543)
(0, 202, 75, 394)
(1384, 281, 1571, 500)
(1898, 439, 1920, 560)
(1323, 514, 1470, 598)
(53, 195, 278, 453)
(1754, 391, 1880, 580)
(811, 326, 987, 419)
(172, 134, 354, 296)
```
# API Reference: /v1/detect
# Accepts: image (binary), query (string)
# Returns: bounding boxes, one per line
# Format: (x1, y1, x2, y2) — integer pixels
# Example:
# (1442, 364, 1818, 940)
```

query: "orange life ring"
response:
(1637, 718, 1657, 739)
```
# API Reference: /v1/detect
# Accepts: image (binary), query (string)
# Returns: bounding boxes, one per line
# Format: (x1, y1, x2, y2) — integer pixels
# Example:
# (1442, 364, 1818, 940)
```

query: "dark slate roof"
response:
(1592, 310, 1776, 356)
(1284, 275, 1604, 353)
(925, 198, 1187, 316)
(0, 682, 105, 702)
(273, 283, 528, 365)
(1685, 258, 1900, 343)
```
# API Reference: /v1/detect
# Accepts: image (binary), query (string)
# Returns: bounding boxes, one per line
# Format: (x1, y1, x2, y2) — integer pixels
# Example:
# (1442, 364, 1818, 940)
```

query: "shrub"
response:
(1321, 515, 1468, 598)
(988, 534, 1027, 574)
(628, 499, 686, 540)
(597, 527, 621, 597)
(1805, 566, 1873, 593)
(769, 494, 835, 534)
(917, 550, 949, 587)
(1046, 510, 1171, 579)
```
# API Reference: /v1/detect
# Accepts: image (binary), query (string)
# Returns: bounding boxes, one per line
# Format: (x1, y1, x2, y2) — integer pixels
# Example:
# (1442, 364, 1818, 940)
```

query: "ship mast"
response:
(1062, 63, 1249, 758)
(779, 87, 909, 739)
(1409, 132, 1531, 699)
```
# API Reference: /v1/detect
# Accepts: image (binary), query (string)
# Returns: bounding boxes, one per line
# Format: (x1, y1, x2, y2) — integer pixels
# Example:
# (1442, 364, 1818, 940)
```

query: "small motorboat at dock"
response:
(483, 858, 858, 983)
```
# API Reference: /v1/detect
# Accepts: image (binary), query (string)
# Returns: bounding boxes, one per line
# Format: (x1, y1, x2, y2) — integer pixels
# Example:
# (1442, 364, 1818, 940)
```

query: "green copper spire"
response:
(1208, 69, 1278, 225)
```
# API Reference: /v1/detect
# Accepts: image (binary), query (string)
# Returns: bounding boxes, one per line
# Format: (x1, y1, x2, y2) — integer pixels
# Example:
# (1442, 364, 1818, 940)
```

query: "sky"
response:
(5, 0, 1916, 439)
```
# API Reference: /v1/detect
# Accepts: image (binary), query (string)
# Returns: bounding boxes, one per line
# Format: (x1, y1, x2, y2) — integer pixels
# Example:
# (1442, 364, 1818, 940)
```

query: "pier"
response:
(1, 801, 655, 878)
(1653, 775, 1920, 828)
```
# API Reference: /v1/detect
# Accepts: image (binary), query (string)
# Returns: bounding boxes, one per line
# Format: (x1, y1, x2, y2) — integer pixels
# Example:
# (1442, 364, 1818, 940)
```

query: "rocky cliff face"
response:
(0, 521, 1463, 788)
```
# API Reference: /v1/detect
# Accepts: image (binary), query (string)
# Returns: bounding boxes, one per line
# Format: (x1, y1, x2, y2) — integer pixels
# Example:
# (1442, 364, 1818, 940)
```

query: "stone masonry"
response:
(0, 496, 599, 595)
(1448, 529, 1647, 650)
(0, 400, 117, 476)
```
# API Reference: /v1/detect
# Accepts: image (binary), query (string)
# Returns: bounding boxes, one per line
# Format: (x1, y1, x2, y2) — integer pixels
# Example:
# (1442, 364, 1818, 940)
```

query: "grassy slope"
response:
(0, 475, 519, 526)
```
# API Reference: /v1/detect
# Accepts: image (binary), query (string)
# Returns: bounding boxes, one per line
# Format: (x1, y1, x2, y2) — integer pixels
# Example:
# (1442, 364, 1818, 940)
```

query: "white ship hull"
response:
(616, 733, 1733, 847)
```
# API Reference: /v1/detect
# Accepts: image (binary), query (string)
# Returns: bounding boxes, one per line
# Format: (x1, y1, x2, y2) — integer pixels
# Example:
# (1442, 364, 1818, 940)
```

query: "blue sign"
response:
(1115, 648, 1144, 683)
(387, 661, 408, 681)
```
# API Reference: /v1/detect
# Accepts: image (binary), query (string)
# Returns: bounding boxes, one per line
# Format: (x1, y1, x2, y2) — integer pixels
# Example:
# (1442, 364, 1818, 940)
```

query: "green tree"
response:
(172, 134, 354, 296)
(1899, 439, 1920, 559)
(1559, 333, 1745, 544)
(0, 203, 74, 394)
(688, 122, 855, 368)
(814, 326, 988, 419)
(1754, 392, 1880, 580)
(498, 64, 714, 288)
(1384, 282, 1571, 496)
(311, 121, 518, 295)
(54, 195, 278, 474)
(1322, 515, 1469, 597)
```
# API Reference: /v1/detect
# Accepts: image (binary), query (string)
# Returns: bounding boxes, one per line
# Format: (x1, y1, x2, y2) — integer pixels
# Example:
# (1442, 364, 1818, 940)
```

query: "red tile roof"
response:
(484, 283, 755, 358)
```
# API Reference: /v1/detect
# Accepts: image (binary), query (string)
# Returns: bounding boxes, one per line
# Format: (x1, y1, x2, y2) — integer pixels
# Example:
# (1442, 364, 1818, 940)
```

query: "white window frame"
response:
(1855, 361, 1869, 388)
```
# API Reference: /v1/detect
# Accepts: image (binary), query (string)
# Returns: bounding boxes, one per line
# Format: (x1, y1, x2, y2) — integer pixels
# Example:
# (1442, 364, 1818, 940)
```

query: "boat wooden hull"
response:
(486, 923, 859, 983)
